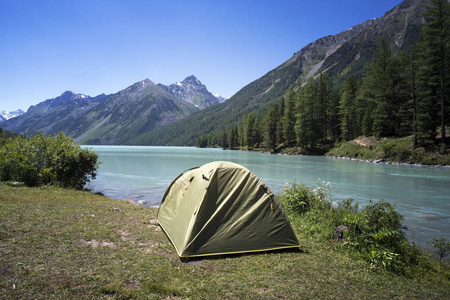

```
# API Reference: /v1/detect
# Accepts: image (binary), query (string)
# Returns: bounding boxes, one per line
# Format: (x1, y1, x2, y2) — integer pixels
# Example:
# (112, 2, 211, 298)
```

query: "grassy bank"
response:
(1, 183, 449, 299)
(326, 136, 450, 166)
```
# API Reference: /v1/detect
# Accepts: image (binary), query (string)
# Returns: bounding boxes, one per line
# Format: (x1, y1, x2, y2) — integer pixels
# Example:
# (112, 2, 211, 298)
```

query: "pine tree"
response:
(317, 73, 332, 145)
(295, 78, 318, 151)
(416, 0, 449, 149)
(277, 97, 285, 146)
(228, 126, 238, 149)
(396, 51, 418, 140)
(263, 104, 279, 151)
(253, 117, 262, 148)
(368, 38, 402, 138)
(357, 78, 375, 136)
(283, 87, 297, 147)
(327, 89, 341, 142)
(339, 77, 358, 141)
(221, 129, 228, 149)
(244, 114, 257, 149)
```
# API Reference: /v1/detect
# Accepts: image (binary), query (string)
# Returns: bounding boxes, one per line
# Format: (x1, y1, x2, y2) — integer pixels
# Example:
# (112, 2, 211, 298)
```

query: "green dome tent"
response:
(157, 161, 300, 258)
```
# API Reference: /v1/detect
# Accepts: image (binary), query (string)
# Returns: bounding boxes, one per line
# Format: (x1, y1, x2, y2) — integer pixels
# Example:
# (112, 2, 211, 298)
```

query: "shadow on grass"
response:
(180, 246, 305, 263)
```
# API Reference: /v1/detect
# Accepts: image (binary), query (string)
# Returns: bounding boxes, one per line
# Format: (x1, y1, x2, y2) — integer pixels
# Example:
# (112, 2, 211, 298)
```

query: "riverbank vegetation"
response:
(280, 180, 449, 275)
(1, 183, 448, 299)
(196, 0, 449, 165)
(326, 136, 450, 166)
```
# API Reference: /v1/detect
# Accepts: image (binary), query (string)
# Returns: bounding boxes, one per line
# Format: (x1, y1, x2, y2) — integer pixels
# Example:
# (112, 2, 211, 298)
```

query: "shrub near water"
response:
(0, 131, 99, 189)
(280, 180, 337, 241)
(281, 181, 332, 214)
(279, 180, 442, 275)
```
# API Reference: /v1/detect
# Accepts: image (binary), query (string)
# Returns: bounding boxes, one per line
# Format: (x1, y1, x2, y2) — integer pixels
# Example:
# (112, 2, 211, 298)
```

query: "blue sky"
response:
(0, 0, 403, 112)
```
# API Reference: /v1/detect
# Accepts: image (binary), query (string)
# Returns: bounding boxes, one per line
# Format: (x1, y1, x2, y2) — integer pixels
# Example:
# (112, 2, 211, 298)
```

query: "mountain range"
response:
(1, 0, 428, 145)
(1, 76, 223, 144)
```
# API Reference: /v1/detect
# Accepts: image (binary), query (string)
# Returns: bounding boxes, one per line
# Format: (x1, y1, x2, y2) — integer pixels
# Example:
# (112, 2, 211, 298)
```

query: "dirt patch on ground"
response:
(118, 229, 135, 243)
(148, 224, 162, 231)
(147, 218, 162, 231)
(80, 220, 173, 257)
(81, 239, 118, 249)
(354, 136, 379, 147)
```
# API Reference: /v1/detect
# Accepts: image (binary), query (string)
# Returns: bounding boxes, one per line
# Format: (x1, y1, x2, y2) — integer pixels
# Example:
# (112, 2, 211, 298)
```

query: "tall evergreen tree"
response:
(339, 77, 358, 141)
(396, 51, 418, 140)
(357, 77, 375, 136)
(244, 114, 257, 148)
(317, 73, 332, 145)
(221, 128, 228, 149)
(263, 104, 279, 151)
(368, 38, 403, 137)
(416, 0, 449, 149)
(295, 78, 318, 151)
(238, 124, 245, 147)
(326, 89, 341, 142)
(254, 117, 262, 148)
(228, 126, 238, 149)
(283, 86, 297, 147)
(277, 97, 286, 146)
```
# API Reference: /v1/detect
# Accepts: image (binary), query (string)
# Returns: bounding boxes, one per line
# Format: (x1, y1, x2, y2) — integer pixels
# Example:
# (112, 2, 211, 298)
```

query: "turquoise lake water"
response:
(87, 146, 450, 249)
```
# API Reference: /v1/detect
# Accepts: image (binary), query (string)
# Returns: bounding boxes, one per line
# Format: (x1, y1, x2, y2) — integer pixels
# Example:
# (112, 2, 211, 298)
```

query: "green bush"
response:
(280, 180, 332, 215)
(340, 200, 420, 273)
(432, 237, 450, 260)
(381, 140, 413, 163)
(0, 131, 99, 189)
(280, 180, 339, 241)
(280, 180, 435, 275)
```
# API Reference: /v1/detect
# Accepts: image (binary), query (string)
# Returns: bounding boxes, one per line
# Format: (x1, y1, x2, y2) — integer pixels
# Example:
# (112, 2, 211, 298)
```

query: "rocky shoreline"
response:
(259, 147, 449, 168)
(325, 155, 450, 168)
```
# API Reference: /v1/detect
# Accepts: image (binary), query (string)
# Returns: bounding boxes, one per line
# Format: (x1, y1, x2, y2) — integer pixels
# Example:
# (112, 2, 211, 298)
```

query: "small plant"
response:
(337, 198, 359, 212)
(280, 179, 332, 215)
(280, 182, 312, 214)
(431, 237, 450, 260)
(366, 247, 401, 271)
(361, 200, 406, 233)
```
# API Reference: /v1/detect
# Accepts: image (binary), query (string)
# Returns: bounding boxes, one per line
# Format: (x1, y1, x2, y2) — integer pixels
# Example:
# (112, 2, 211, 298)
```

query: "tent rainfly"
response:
(157, 161, 300, 258)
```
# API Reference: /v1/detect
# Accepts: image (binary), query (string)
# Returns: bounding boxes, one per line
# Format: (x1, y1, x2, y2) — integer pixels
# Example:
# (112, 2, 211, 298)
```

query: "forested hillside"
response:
(135, 0, 430, 147)
(197, 0, 449, 157)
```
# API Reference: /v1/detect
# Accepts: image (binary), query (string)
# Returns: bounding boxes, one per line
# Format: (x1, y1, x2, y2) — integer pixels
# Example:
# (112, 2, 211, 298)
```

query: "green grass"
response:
(326, 136, 450, 166)
(1, 183, 449, 299)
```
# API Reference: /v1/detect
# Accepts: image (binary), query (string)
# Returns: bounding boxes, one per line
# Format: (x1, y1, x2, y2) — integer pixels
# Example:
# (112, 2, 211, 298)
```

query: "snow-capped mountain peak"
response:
(157, 75, 221, 110)
(214, 94, 228, 103)
(0, 109, 25, 122)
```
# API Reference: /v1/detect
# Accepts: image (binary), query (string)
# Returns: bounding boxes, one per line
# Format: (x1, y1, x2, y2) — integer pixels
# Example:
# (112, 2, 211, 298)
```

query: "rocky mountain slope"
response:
(158, 75, 221, 109)
(72, 79, 199, 144)
(2, 92, 109, 135)
(136, 0, 428, 146)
